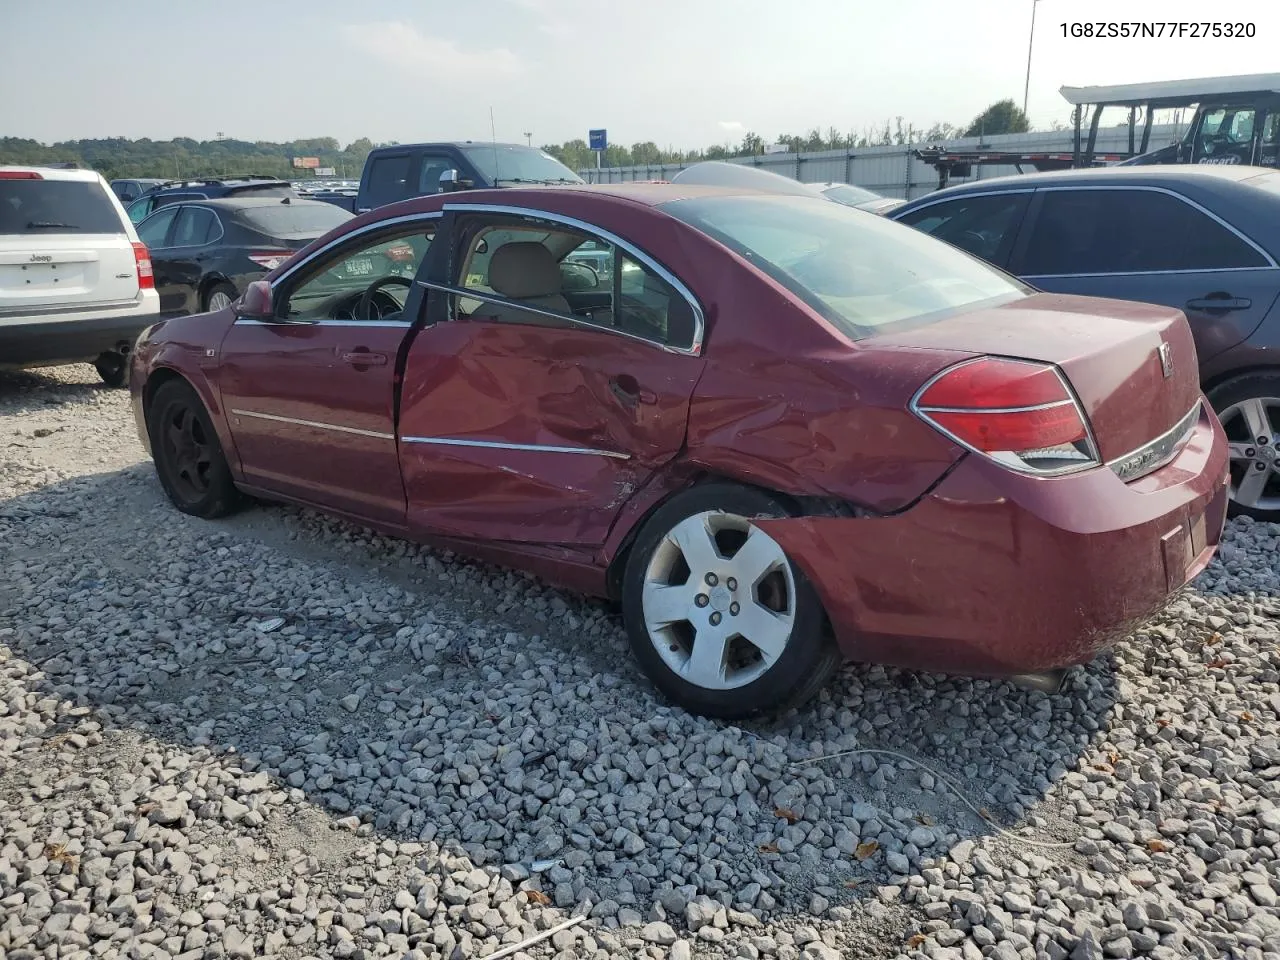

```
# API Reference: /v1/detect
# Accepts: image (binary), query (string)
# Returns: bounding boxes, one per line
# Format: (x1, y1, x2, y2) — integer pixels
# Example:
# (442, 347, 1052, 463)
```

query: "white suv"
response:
(1, 166, 160, 386)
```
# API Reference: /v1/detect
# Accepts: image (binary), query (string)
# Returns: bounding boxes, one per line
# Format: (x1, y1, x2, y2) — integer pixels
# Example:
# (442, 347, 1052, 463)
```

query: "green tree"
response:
(963, 99, 1030, 138)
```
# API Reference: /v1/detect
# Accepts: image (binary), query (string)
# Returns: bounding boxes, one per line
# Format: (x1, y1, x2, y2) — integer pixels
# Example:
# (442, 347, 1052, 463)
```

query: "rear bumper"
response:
(759, 400, 1230, 677)
(0, 292, 160, 366)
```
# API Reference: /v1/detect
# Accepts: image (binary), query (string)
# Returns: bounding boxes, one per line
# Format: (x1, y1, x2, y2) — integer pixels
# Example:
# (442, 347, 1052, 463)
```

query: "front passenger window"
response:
(282, 225, 435, 322)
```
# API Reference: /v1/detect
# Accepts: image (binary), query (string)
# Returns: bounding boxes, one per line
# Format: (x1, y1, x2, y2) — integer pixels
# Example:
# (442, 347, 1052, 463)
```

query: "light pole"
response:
(1023, 0, 1041, 119)
(523, 130, 533, 146)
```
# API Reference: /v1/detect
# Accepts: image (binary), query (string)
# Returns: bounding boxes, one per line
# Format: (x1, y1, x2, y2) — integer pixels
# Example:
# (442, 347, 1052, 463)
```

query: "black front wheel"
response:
(147, 378, 242, 519)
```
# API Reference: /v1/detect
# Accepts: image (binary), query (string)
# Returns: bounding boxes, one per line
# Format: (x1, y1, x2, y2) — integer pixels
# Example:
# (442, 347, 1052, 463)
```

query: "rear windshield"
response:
(665, 195, 1028, 339)
(460, 146, 584, 185)
(820, 184, 880, 205)
(0, 179, 124, 235)
(237, 202, 353, 237)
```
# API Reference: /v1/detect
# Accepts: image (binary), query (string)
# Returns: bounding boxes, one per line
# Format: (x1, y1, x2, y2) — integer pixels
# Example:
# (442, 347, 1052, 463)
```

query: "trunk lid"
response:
(0, 234, 139, 311)
(877, 292, 1201, 462)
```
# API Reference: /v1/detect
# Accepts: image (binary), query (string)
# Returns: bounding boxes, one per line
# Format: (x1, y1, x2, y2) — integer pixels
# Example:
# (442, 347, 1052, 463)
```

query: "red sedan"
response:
(129, 184, 1229, 718)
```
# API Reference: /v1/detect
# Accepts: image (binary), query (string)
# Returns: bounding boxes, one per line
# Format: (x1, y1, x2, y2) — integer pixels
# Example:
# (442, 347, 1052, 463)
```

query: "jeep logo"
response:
(29, 254, 52, 263)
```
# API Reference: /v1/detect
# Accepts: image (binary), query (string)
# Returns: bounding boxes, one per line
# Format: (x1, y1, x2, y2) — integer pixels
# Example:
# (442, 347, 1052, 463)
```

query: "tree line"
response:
(1, 100, 1046, 180)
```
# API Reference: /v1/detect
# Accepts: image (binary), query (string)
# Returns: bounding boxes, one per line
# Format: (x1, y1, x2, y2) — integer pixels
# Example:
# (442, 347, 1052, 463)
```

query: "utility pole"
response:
(523, 131, 533, 146)
(1023, 0, 1041, 119)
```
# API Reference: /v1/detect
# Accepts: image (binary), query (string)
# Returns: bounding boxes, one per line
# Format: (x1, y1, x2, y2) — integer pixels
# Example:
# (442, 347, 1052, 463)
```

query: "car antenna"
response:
(490, 106, 500, 185)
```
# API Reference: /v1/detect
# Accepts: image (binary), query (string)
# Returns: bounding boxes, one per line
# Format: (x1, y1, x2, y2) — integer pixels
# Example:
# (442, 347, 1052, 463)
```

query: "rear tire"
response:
(94, 352, 129, 388)
(203, 282, 237, 313)
(147, 378, 242, 519)
(621, 483, 840, 719)
(1207, 373, 1280, 521)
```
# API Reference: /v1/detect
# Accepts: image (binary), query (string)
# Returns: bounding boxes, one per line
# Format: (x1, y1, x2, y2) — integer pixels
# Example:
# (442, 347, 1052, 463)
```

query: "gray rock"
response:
(641, 922, 678, 945)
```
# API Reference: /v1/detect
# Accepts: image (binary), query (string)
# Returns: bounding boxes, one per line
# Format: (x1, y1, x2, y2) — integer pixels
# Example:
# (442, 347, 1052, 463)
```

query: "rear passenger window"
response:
(1020, 189, 1268, 275)
(895, 193, 1027, 266)
(172, 207, 220, 246)
(452, 215, 699, 350)
(365, 155, 411, 207)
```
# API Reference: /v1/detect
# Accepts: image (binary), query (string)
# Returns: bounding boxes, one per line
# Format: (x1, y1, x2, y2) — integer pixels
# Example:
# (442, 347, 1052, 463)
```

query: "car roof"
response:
(181, 197, 337, 211)
(0, 165, 101, 183)
(370, 141, 538, 153)
(902, 164, 1277, 201)
(443, 182, 796, 208)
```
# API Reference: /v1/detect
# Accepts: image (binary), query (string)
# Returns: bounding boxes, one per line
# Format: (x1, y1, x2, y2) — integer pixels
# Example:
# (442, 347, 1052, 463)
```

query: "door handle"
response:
(609, 375, 657, 406)
(341, 350, 387, 366)
(1186, 295, 1252, 311)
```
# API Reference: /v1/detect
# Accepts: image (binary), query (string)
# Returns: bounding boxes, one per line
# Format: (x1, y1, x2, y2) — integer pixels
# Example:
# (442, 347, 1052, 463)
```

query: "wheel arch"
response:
(1203, 363, 1280, 398)
(198, 274, 235, 311)
(602, 468, 857, 601)
(141, 363, 242, 479)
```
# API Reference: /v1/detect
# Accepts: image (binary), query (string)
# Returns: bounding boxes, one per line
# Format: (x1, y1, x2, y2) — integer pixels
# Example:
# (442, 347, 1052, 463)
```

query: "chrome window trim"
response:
(1022, 266, 1277, 280)
(269, 211, 444, 290)
(401, 435, 630, 460)
(1025, 184, 1278, 273)
(890, 188, 1037, 221)
(232, 318, 412, 328)
(442, 201, 705, 356)
(230, 409, 394, 440)
(1106, 401, 1202, 482)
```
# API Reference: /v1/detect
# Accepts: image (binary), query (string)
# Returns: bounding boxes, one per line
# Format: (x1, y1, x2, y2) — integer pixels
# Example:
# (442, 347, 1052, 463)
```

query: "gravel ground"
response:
(2, 364, 1279, 960)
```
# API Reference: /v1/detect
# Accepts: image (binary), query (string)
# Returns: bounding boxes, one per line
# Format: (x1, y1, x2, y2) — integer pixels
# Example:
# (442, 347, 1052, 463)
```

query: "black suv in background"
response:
(356, 142, 583, 212)
(126, 177, 295, 224)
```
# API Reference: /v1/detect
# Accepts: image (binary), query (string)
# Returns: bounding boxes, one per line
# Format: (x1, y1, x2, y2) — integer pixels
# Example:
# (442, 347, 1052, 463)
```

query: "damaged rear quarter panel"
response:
(675, 253, 970, 513)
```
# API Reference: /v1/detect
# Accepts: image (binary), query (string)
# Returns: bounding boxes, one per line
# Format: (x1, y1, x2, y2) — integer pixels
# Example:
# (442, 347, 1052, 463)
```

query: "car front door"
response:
(135, 206, 185, 316)
(397, 207, 706, 547)
(216, 215, 439, 525)
(164, 206, 223, 315)
(1009, 186, 1280, 367)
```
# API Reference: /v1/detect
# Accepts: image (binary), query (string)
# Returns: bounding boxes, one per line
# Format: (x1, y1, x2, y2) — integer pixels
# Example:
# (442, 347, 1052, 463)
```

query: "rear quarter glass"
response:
(0, 180, 125, 234)
(663, 194, 1030, 341)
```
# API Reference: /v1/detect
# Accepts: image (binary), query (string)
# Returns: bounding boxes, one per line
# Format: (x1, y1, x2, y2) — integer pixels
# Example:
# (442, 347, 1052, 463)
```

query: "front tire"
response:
(147, 378, 241, 519)
(621, 483, 840, 719)
(1207, 373, 1280, 521)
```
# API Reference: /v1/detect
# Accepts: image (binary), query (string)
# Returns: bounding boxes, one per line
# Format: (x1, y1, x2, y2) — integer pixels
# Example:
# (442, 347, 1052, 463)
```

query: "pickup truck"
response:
(356, 142, 584, 213)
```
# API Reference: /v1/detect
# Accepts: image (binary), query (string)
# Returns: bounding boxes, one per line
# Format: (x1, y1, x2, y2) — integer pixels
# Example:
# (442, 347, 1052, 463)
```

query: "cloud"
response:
(503, 0, 578, 40)
(342, 21, 522, 78)
(718, 121, 746, 134)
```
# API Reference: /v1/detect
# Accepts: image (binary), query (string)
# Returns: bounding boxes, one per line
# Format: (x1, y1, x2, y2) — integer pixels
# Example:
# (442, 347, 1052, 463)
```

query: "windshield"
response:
(0, 180, 124, 235)
(461, 145, 584, 185)
(819, 184, 881, 206)
(238, 202, 353, 237)
(665, 195, 1027, 339)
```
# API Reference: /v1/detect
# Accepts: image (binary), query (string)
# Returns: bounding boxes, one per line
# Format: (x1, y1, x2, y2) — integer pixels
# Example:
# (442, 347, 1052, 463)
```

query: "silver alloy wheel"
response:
(642, 510, 796, 691)
(1220, 396, 1280, 511)
(207, 290, 234, 312)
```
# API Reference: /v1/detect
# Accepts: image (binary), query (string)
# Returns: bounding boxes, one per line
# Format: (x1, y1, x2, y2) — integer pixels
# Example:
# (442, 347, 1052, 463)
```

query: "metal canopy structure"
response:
(1061, 73, 1280, 108)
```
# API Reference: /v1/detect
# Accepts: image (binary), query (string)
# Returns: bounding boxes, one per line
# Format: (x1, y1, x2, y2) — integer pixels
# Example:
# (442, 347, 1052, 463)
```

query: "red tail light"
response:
(132, 242, 154, 290)
(0, 170, 43, 180)
(913, 357, 1099, 476)
(247, 251, 293, 271)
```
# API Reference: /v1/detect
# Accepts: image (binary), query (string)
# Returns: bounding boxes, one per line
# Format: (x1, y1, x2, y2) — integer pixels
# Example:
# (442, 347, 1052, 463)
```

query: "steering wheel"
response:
(356, 276, 413, 321)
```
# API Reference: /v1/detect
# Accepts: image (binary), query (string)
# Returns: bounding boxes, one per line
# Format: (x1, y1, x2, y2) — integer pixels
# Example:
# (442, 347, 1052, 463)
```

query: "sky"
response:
(2, 0, 1278, 150)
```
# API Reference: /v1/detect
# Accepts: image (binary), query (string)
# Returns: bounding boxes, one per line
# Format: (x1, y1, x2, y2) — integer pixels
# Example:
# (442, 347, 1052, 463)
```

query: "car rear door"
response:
(216, 215, 438, 526)
(1008, 186, 1280, 366)
(162, 206, 223, 315)
(397, 206, 705, 547)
